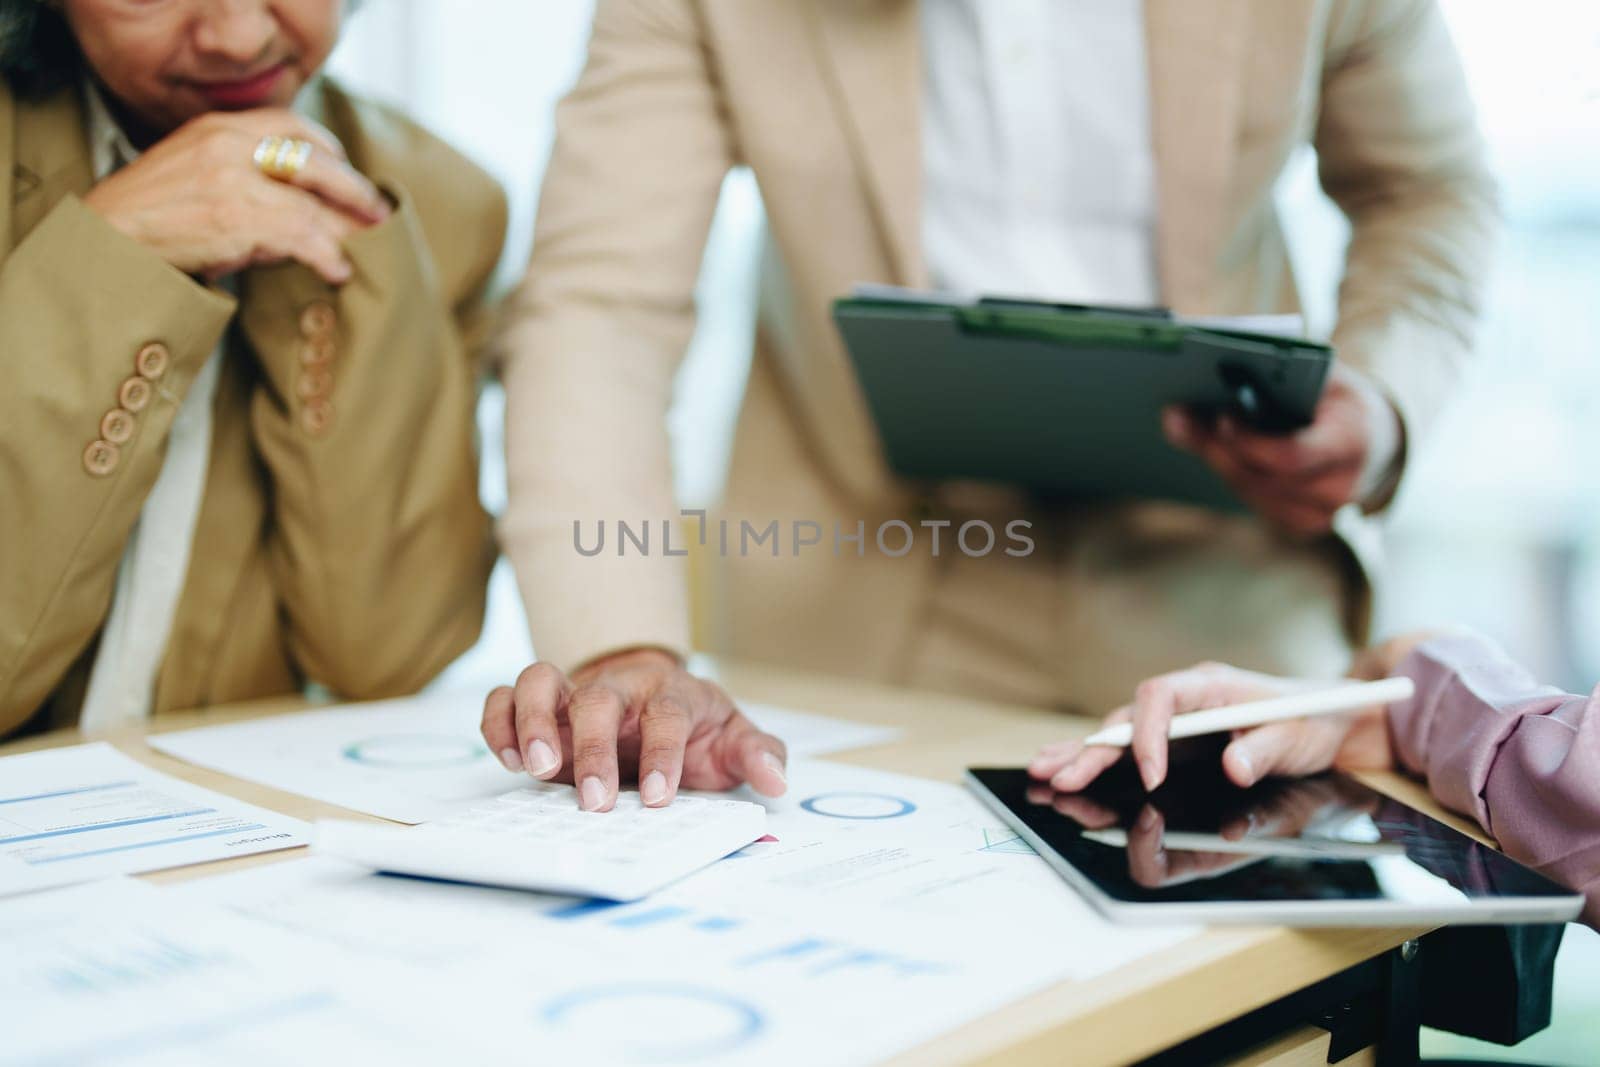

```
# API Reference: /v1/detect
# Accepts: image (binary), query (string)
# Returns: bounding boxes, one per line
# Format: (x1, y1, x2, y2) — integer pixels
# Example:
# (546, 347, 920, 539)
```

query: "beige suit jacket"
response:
(0, 78, 505, 738)
(499, 0, 1495, 700)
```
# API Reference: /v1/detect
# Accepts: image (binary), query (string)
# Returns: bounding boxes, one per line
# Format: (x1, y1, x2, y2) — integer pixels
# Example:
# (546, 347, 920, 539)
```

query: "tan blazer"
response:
(0, 78, 506, 738)
(498, 0, 1495, 705)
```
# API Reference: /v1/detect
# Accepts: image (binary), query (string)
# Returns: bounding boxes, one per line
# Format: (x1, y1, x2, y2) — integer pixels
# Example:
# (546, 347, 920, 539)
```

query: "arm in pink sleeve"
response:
(1389, 632, 1600, 918)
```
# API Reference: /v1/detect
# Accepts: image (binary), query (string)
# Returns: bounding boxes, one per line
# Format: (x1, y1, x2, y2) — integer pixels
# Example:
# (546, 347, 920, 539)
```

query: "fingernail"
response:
(1137, 806, 1160, 832)
(1233, 749, 1255, 784)
(1139, 757, 1161, 791)
(498, 747, 522, 773)
(641, 770, 668, 807)
(761, 751, 787, 783)
(579, 776, 607, 812)
(525, 739, 558, 778)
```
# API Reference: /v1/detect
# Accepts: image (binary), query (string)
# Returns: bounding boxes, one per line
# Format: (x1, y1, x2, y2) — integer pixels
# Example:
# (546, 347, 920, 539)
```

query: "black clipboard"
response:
(833, 295, 1333, 512)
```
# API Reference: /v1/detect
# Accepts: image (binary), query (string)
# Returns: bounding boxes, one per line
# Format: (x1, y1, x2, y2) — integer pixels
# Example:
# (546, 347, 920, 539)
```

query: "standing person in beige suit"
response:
(481, 1, 1495, 813)
(0, 0, 504, 740)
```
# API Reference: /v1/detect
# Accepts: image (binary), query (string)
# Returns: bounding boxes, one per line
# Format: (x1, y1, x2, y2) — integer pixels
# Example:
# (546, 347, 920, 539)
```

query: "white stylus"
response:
(1081, 676, 1416, 749)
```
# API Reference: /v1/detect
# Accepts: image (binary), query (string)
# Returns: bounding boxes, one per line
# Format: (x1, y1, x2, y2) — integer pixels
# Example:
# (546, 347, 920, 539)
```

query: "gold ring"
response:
(253, 135, 313, 180)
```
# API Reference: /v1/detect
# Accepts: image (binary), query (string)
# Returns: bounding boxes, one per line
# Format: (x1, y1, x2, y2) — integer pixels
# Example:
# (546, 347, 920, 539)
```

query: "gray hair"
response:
(1, 0, 81, 97)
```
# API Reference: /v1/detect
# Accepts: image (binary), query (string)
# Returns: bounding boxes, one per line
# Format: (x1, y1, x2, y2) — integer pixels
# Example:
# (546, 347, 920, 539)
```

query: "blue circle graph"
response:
(541, 984, 764, 1061)
(341, 733, 488, 768)
(799, 791, 918, 820)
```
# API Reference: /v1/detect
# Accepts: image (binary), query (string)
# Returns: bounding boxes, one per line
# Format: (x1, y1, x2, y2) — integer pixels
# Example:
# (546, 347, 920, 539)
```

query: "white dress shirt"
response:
(921, 0, 1157, 306)
(918, 0, 1400, 499)
(79, 83, 226, 733)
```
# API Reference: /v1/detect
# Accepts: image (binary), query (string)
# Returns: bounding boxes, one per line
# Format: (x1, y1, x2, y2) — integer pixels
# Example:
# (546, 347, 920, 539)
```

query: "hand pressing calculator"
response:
(315, 785, 767, 900)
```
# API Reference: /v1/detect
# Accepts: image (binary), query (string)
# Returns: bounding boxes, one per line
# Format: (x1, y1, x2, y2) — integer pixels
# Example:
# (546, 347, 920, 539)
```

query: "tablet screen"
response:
(966, 764, 1578, 918)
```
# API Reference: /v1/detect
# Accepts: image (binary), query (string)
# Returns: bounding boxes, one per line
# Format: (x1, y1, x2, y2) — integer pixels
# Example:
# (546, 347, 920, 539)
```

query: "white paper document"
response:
(317, 783, 766, 899)
(731, 756, 1052, 854)
(0, 879, 484, 1067)
(164, 759, 1202, 1066)
(0, 876, 159, 934)
(148, 692, 518, 824)
(150, 691, 900, 823)
(0, 743, 307, 897)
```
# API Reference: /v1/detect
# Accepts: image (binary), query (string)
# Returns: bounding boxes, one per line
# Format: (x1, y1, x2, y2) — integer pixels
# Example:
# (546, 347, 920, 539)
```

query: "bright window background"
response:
(1280, 3, 1600, 698)
(327, 6, 1598, 1058)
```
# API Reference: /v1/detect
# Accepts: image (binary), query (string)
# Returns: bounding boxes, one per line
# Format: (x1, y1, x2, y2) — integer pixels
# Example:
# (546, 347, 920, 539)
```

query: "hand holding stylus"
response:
(1080, 678, 1414, 749)
(1028, 659, 1416, 793)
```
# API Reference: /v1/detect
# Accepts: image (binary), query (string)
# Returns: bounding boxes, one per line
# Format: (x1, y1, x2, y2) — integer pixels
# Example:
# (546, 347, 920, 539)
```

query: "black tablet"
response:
(965, 765, 1583, 926)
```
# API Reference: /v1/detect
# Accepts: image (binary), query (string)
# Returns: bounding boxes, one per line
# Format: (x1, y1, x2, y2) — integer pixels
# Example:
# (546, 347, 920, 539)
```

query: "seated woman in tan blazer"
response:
(0, 0, 504, 740)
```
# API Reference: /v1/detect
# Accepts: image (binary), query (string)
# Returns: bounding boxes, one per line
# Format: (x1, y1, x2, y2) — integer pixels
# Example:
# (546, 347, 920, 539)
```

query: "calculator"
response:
(315, 785, 767, 901)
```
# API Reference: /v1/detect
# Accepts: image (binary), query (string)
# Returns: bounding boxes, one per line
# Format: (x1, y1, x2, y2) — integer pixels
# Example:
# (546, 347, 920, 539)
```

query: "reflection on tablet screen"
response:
(979, 762, 1572, 910)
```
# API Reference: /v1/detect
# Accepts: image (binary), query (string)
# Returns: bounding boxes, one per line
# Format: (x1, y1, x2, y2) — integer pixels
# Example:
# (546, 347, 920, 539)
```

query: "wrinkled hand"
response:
(83, 109, 390, 284)
(481, 649, 788, 812)
(1027, 660, 1396, 794)
(1163, 363, 1396, 535)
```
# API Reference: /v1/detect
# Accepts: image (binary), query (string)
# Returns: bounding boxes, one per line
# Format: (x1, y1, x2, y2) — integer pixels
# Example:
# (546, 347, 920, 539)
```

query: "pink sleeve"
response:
(1389, 632, 1600, 920)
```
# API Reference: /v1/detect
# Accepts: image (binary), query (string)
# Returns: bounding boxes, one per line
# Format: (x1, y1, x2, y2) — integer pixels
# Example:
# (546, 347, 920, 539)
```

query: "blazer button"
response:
(83, 439, 121, 477)
(100, 409, 135, 445)
(300, 301, 337, 339)
(300, 399, 334, 437)
(118, 376, 153, 413)
(136, 342, 171, 381)
(296, 368, 333, 401)
(299, 336, 336, 367)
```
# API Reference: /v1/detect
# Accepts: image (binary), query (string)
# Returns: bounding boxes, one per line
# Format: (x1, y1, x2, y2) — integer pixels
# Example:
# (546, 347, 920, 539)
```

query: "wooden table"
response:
(2, 658, 1492, 1066)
